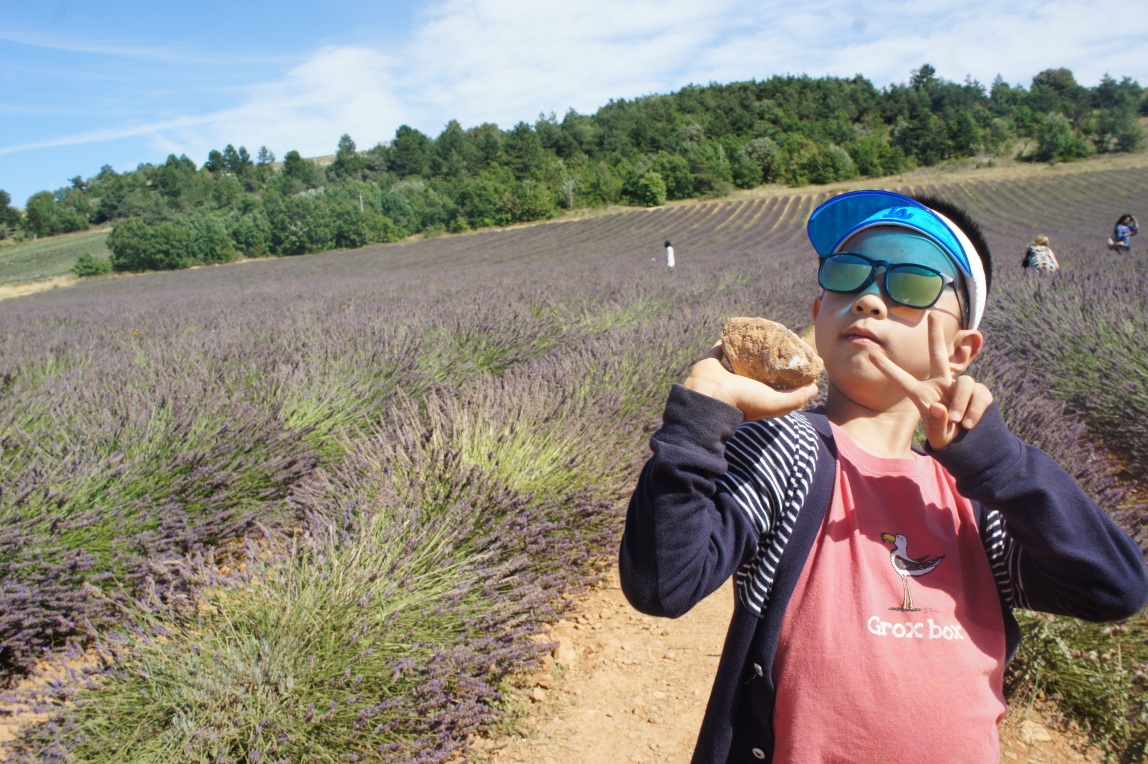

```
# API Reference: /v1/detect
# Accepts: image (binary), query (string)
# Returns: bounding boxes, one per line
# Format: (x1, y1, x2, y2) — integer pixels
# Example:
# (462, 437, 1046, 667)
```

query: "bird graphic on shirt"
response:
(881, 532, 945, 612)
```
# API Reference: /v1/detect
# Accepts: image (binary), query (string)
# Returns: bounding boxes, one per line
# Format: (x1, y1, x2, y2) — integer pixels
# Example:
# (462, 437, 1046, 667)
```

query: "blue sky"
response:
(2, 0, 1146, 206)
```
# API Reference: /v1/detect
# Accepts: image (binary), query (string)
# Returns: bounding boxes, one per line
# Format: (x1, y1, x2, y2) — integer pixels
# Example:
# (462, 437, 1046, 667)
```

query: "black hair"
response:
(664, 239, 672, 247)
(1116, 214, 1135, 226)
(910, 194, 993, 293)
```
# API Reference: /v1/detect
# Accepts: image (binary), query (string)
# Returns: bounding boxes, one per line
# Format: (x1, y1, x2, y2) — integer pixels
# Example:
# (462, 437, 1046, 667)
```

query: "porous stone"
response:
(720, 317, 824, 389)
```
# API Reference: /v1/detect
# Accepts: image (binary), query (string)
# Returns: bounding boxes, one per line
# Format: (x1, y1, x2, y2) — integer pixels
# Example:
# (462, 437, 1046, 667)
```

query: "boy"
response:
(619, 190, 1148, 763)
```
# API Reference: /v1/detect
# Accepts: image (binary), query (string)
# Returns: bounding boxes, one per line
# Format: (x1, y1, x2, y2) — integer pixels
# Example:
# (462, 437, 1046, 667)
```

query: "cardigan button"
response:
(752, 747, 766, 759)
(753, 663, 763, 677)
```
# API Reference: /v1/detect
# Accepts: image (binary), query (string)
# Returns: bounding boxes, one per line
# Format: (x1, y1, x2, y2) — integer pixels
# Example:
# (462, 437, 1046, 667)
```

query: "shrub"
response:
(731, 154, 763, 189)
(230, 210, 272, 257)
(1095, 107, 1147, 154)
(107, 217, 154, 271)
(687, 142, 733, 197)
(267, 195, 336, 256)
(786, 138, 857, 185)
(948, 109, 984, 156)
(653, 152, 695, 199)
(634, 171, 668, 207)
(502, 180, 556, 222)
(1034, 112, 1093, 162)
(739, 137, 783, 183)
(21, 191, 89, 237)
(455, 177, 511, 228)
(71, 252, 112, 277)
(1007, 612, 1148, 758)
(825, 144, 858, 180)
(984, 271, 1148, 480)
(184, 213, 236, 264)
(107, 214, 235, 271)
(893, 113, 953, 166)
(574, 162, 623, 207)
(847, 134, 904, 177)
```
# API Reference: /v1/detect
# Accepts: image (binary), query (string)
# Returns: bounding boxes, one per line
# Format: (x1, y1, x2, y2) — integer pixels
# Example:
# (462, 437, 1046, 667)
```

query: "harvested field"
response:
(1, 165, 1145, 762)
(0, 228, 110, 286)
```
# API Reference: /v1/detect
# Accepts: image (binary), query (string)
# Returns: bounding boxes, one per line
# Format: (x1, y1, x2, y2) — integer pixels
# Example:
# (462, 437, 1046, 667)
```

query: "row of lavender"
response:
(1, 166, 1145, 760)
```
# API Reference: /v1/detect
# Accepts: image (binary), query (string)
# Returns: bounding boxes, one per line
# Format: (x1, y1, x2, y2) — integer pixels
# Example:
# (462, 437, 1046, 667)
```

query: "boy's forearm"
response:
(619, 384, 757, 618)
(931, 403, 1148, 621)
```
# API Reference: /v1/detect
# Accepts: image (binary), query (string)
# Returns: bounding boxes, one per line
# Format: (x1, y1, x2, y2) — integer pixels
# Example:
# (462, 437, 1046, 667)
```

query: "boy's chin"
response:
(827, 365, 909, 411)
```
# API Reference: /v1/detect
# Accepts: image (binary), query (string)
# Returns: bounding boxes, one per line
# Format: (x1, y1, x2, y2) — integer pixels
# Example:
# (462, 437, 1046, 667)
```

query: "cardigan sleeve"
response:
(619, 384, 761, 618)
(931, 403, 1148, 621)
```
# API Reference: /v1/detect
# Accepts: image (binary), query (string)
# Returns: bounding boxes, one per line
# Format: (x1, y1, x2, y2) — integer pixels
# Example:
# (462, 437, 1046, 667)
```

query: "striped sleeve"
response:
(979, 507, 1028, 610)
(715, 413, 819, 616)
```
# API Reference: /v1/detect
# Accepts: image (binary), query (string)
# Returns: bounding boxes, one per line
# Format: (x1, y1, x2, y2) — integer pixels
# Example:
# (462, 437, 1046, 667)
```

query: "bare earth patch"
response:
(485, 571, 1105, 764)
(0, 275, 79, 302)
(0, 649, 109, 761)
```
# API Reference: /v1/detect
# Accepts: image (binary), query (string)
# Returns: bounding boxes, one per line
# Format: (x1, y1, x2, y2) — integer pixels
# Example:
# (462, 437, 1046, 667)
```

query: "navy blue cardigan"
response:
(619, 384, 1148, 764)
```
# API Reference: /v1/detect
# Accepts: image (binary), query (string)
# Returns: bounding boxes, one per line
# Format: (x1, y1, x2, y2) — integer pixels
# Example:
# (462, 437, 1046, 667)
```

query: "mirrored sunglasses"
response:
(818, 252, 955, 310)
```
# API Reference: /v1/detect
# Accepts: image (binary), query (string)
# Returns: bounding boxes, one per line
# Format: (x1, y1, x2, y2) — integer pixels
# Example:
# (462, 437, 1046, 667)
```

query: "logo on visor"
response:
(881, 207, 912, 220)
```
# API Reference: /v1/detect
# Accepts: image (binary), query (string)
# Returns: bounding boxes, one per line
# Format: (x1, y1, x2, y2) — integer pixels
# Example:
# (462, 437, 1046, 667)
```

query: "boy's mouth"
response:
(841, 327, 882, 346)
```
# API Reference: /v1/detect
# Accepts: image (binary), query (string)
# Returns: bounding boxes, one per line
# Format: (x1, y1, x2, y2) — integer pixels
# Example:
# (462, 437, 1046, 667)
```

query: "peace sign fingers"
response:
(928, 311, 953, 385)
(870, 347, 958, 447)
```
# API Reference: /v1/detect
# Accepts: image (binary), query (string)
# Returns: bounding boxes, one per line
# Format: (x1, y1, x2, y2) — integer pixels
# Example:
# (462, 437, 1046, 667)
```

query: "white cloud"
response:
(0, 115, 213, 156)
(0, 28, 291, 65)
(153, 46, 408, 161)
(6, 0, 1147, 165)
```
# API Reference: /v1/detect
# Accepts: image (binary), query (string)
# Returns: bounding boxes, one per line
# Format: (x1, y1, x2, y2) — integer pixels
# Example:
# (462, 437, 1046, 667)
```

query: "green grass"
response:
(1008, 611, 1148, 762)
(0, 228, 110, 285)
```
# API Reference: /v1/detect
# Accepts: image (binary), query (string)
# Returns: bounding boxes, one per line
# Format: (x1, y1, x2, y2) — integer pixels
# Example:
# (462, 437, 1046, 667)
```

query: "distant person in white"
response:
(664, 239, 675, 269)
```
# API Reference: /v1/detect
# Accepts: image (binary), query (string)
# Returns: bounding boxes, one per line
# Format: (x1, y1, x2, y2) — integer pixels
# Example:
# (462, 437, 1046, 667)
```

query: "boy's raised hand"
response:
(868, 312, 994, 450)
(683, 342, 819, 421)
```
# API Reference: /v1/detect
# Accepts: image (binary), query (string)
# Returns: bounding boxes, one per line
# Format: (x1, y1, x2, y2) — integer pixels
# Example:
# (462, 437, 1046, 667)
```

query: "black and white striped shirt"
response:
(715, 412, 1024, 616)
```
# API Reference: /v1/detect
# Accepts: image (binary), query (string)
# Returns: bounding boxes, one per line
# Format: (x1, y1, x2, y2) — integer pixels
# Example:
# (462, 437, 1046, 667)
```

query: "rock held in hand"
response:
(720, 317, 824, 389)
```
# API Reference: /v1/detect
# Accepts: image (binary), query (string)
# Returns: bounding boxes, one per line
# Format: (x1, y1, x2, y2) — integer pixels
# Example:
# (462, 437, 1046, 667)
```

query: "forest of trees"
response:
(2, 65, 1145, 272)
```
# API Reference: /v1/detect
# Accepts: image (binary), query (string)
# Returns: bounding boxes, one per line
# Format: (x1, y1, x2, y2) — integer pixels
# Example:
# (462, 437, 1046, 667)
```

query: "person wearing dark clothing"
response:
(619, 190, 1148, 764)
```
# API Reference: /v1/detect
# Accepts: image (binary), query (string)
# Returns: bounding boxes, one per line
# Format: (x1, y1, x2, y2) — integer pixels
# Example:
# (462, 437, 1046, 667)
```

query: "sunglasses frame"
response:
(817, 252, 955, 310)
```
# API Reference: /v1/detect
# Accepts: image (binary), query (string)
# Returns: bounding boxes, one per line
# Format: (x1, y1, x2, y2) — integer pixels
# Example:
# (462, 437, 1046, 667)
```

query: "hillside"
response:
(17, 158, 1144, 299)
(0, 228, 109, 287)
(4, 150, 1147, 294)
(1, 63, 1144, 281)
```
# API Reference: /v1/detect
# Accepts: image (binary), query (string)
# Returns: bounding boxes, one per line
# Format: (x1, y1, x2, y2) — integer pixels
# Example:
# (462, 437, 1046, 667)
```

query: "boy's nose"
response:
(852, 289, 887, 318)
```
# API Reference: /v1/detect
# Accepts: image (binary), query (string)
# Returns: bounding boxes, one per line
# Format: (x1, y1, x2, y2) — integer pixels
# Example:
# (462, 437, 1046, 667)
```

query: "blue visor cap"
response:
(807, 190, 972, 278)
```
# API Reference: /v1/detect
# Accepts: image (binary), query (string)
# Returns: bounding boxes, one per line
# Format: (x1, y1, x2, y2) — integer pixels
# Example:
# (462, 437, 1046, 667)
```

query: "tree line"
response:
(2, 65, 1145, 273)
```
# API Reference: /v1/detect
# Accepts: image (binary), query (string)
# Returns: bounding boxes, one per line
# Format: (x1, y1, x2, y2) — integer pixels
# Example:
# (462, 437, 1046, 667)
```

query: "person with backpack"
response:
(1022, 234, 1060, 272)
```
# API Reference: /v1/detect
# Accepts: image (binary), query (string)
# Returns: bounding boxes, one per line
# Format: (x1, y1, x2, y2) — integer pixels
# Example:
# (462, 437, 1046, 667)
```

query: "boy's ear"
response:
(812, 296, 821, 321)
(950, 329, 983, 374)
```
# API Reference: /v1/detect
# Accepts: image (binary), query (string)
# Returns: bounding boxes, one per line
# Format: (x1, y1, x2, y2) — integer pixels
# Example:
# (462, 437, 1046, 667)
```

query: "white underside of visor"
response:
(931, 210, 987, 331)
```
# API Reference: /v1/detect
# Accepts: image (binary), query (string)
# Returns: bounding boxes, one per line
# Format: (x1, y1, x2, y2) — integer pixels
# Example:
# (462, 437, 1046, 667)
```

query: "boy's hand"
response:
(868, 312, 994, 450)
(683, 343, 819, 421)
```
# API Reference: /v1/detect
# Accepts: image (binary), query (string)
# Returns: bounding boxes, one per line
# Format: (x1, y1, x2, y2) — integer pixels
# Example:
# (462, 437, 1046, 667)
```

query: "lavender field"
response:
(2, 165, 1147, 762)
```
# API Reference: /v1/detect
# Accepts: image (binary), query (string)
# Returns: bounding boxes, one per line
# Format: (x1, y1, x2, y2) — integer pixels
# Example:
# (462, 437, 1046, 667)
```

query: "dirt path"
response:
(482, 572, 1104, 764)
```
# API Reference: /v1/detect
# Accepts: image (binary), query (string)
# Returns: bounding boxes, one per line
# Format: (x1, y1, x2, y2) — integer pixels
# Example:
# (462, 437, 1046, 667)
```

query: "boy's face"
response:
(811, 226, 981, 412)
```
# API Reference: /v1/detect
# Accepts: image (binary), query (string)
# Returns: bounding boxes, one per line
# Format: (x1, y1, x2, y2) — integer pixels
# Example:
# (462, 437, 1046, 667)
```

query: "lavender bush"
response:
(2, 165, 1146, 761)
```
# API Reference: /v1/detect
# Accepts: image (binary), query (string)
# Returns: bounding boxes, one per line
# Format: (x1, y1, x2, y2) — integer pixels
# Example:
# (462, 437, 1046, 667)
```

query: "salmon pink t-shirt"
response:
(771, 424, 1006, 764)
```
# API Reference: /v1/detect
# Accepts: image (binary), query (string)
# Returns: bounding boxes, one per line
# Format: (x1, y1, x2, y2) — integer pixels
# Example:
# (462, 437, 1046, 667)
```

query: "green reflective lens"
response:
(819, 255, 872, 292)
(818, 253, 950, 309)
(886, 266, 945, 308)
